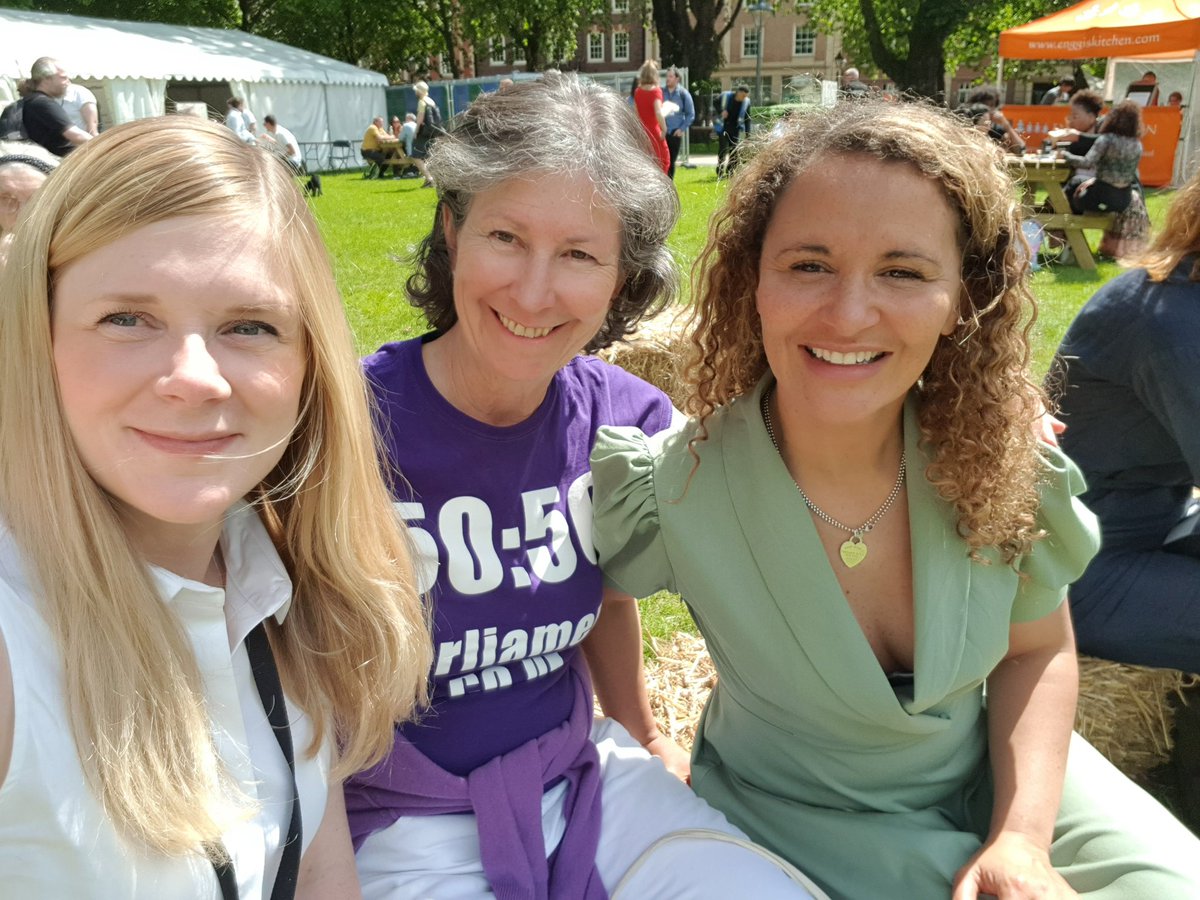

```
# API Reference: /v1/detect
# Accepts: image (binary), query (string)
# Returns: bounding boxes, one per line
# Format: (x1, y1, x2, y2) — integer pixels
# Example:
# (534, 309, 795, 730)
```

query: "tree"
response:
(807, 0, 1083, 100)
(649, 0, 745, 84)
(30, 0, 239, 27)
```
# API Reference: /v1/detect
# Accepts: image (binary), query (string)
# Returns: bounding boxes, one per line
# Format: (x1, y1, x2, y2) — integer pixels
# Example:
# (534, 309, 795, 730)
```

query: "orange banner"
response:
(1004, 104, 1182, 186)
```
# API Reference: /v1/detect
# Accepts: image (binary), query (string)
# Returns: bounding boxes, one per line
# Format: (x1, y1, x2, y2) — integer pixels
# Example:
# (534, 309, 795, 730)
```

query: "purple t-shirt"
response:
(363, 336, 672, 775)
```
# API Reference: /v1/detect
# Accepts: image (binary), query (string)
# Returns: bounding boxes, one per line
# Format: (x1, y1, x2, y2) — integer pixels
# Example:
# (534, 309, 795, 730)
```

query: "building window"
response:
(613, 31, 630, 62)
(793, 27, 815, 57)
(588, 32, 605, 63)
(742, 28, 759, 59)
(489, 38, 505, 66)
(612, 0, 629, 11)
(512, 43, 526, 65)
(758, 75, 774, 103)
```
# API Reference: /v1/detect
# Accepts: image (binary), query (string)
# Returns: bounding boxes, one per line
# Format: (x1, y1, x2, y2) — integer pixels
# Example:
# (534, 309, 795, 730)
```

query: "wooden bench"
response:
(363, 152, 419, 179)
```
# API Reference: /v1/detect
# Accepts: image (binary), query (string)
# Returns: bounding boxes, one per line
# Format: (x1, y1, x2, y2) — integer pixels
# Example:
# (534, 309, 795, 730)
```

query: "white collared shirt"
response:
(0, 503, 331, 899)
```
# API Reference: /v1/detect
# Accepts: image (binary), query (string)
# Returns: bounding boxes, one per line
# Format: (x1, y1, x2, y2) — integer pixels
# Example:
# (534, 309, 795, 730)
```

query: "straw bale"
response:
(1075, 655, 1198, 778)
(599, 309, 692, 408)
(640, 637, 1197, 781)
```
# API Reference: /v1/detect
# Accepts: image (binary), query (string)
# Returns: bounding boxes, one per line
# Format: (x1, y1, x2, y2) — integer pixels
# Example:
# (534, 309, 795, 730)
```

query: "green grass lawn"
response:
(311, 166, 1172, 654)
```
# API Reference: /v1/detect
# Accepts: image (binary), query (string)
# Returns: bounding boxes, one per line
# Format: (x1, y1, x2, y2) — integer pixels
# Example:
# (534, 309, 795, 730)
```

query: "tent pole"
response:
(996, 57, 1004, 95)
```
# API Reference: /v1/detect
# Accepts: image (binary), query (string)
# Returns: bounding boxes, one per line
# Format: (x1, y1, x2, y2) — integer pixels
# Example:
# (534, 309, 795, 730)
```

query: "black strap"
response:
(209, 623, 303, 900)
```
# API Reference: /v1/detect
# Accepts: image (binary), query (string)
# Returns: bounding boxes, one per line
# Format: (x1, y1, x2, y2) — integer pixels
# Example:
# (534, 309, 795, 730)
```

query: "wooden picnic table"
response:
(1006, 155, 1115, 272)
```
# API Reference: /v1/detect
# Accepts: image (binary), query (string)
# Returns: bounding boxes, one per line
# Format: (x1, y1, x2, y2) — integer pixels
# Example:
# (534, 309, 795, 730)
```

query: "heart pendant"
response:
(839, 539, 868, 568)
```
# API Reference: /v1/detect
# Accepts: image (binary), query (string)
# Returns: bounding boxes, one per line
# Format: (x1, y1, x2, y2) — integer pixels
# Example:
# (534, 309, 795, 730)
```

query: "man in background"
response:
(662, 66, 694, 179)
(0, 152, 54, 265)
(261, 115, 303, 172)
(58, 77, 98, 136)
(22, 58, 91, 157)
(1042, 76, 1076, 105)
(840, 67, 869, 99)
(361, 115, 399, 178)
(716, 84, 750, 177)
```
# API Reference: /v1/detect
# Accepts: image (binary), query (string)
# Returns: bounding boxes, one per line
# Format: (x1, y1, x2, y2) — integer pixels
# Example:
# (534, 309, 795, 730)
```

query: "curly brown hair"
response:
(1100, 99, 1143, 137)
(686, 100, 1047, 562)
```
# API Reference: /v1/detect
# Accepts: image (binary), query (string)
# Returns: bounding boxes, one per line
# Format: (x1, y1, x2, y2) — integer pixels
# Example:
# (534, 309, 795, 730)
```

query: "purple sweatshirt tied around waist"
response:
(345, 659, 607, 900)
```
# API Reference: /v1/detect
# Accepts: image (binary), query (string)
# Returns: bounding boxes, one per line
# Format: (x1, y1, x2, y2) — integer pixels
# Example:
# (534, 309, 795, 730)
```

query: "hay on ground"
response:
(598, 311, 691, 409)
(641, 638, 1197, 784)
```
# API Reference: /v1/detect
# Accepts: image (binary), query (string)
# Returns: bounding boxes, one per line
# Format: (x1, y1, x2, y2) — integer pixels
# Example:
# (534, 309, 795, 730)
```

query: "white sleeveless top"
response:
(0, 506, 331, 899)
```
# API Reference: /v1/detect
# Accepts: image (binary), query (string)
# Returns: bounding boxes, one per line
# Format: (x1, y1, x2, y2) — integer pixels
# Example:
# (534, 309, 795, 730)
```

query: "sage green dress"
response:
(591, 377, 1200, 899)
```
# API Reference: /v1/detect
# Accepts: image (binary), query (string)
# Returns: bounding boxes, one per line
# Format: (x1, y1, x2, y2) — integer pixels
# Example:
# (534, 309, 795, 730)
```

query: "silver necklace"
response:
(760, 386, 906, 569)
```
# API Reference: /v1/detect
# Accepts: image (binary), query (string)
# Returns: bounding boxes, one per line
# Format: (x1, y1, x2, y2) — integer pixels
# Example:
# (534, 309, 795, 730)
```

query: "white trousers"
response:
(355, 718, 821, 899)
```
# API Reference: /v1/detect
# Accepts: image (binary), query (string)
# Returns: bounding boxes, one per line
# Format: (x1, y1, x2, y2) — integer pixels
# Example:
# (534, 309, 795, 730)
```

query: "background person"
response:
(592, 100, 1200, 899)
(716, 84, 751, 177)
(261, 114, 303, 172)
(361, 115, 399, 179)
(0, 153, 53, 266)
(1063, 99, 1142, 215)
(1042, 76, 1075, 105)
(409, 81, 438, 187)
(343, 75, 821, 900)
(223, 97, 256, 145)
(0, 116, 430, 897)
(964, 86, 1024, 154)
(1053, 167, 1200, 673)
(21, 57, 91, 157)
(58, 77, 98, 136)
(633, 59, 670, 174)
(662, 65, 694, 179)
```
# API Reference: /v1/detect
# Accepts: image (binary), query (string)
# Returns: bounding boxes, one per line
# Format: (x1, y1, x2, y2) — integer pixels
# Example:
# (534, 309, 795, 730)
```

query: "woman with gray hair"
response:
(344, 75, 822, 899)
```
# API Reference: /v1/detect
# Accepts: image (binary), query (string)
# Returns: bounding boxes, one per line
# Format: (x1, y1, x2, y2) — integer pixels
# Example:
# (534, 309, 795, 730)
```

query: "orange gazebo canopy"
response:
(1000, 0, 1200, 60)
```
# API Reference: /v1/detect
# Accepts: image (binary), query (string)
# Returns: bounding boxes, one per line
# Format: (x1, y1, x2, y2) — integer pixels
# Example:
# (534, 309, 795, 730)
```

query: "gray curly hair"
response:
(406, 73, 680, 351)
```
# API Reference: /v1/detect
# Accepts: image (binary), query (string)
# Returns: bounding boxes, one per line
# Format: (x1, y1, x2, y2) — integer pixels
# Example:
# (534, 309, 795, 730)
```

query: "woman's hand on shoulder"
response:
(951, 831, 1077, 900)
(642, 732, 692, 784)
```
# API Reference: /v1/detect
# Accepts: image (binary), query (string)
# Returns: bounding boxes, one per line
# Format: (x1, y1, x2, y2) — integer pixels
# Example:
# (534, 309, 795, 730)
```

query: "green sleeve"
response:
(1012, 445, 1101, 623)
(590, 424, 678, 598)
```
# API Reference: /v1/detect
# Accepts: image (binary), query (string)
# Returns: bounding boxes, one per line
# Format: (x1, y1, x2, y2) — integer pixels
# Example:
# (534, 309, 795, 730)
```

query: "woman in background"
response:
(1064, 99, 1143, 215)
(632, 59, 670, 174)
(0, 116, 429, 898)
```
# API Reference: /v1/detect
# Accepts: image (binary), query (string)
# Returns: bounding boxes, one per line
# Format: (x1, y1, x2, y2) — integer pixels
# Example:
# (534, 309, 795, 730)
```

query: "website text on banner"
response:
(1004, 105, 1182, 187)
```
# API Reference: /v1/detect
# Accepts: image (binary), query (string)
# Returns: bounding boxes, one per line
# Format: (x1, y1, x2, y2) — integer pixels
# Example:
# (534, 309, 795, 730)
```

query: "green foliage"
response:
(29, 0, 239, 26)
(805, 0, 1089, 99)
(650, 0, 746, 84)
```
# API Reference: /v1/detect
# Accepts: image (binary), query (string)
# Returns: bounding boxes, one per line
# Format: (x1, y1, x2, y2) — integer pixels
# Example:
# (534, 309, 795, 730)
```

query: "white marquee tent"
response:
(0, 7, 386, 145)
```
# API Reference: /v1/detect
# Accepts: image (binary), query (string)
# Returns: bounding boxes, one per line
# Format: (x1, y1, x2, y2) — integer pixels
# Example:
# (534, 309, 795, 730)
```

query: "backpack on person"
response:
(418, 100, 443, 140)
(0, 100, 26, 141)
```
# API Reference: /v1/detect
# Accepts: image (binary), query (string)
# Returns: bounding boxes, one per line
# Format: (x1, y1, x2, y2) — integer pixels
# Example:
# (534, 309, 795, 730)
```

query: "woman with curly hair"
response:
(591, 100, 1200, 898)
(1064, 98, 1143, 215)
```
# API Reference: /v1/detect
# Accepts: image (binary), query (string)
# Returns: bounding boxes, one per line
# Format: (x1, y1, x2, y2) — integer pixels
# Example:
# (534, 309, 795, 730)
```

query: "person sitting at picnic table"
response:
(361, 115, 400, 179)
(1063, 99, 1143, 215)
(342, 74, 822, 900)
(963, 87, 1024, 154)
(590, 99, 1200, 900)
(1053, 167, 1200, 674)
(1054, 89, 1103, 190)
(0, 115, 430, 897)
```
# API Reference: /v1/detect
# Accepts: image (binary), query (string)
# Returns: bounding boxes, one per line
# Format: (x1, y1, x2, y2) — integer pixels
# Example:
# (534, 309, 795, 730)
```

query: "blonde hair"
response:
(1138, 165, 1200, 281)
(686, 101, 1045, 562)
(0, 116, 430, 856)
(638, 59, 660, 86)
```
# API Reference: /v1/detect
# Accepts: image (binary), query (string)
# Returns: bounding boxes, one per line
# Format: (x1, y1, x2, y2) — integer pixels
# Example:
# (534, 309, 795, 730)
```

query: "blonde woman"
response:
(592, 101, 1200, 898)
(0, 117, 430, 898)
(411, 80, 438, 186)
(632, 59, 670, 173)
